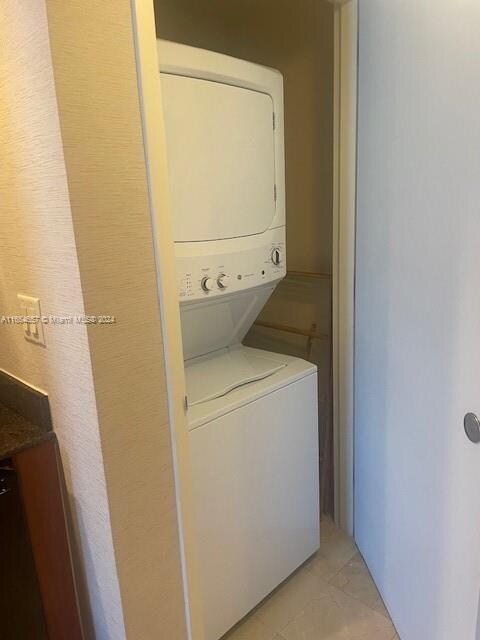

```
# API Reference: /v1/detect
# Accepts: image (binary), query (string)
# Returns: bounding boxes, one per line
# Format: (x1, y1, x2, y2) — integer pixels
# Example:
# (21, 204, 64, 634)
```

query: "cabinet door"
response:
(14, 442, 84, 640)
(0, 468, 47, 639)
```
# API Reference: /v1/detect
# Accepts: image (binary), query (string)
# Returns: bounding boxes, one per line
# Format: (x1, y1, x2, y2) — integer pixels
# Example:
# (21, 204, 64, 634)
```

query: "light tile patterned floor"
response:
(224, 518, 398, 640)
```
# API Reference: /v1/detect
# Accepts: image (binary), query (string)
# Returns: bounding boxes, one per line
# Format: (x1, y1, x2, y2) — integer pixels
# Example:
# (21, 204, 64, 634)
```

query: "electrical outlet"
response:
(17, 294, 46, 346)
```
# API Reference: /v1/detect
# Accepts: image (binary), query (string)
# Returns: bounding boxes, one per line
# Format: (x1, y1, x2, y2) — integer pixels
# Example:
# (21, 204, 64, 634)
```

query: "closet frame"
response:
(130, 0, 358, 637)
(332, 0, 357, 537)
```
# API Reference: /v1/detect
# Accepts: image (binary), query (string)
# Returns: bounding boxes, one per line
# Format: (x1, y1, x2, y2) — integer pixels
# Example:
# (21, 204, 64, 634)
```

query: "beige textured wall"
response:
(1, 1, 187, 639)
(154, 0, 334, 274)
(44, 1, 188, 639)
(0, 1, 125, 638)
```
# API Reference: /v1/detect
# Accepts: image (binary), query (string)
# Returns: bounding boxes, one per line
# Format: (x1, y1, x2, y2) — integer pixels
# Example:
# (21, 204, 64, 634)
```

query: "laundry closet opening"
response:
(151, 2, 340, 638)
(154, 0, 335, 514)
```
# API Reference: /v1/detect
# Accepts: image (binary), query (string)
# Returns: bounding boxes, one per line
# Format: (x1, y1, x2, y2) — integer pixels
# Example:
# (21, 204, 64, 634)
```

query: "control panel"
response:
(176, 227, 286, 303)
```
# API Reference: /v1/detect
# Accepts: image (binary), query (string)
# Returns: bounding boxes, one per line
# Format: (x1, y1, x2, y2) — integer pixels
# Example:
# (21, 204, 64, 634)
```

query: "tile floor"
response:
(224, 518, 399, 640)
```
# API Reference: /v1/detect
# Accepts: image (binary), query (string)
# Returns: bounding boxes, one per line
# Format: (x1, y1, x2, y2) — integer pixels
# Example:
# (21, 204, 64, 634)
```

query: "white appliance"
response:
(158, 40, 320, 640)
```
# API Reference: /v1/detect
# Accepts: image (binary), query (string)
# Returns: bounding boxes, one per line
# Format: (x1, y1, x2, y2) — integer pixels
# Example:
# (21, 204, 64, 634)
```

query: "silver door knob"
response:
(464, 413, 480, 444)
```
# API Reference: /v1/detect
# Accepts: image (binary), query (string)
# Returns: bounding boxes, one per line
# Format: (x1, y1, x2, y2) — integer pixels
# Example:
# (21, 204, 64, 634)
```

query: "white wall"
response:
(1, 2, 189, 639)
(355, 2, 480, 638)
(45, 1, 188, 636)
(0, 2, 124, 637)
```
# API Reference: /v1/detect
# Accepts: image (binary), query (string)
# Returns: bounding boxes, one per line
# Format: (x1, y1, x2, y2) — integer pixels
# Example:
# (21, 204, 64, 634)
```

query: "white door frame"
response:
(332, 0, 358, 536)
(130, 3, 205, 639)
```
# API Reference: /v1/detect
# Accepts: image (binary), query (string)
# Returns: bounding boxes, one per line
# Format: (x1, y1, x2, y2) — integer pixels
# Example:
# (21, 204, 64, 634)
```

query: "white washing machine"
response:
(158, 41, 320, 640)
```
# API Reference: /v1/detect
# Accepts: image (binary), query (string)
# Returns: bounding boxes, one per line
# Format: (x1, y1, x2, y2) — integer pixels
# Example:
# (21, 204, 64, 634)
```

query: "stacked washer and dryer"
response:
(158, 40, 320, 640)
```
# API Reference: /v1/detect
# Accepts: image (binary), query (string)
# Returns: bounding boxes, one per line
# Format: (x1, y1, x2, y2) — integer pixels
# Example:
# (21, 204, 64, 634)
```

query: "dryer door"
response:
(161, 74, 276, 242)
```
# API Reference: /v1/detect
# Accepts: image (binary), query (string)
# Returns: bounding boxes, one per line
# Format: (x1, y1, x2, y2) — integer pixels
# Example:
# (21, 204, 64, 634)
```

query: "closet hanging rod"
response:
(254, 320, 329, 340)
(287, 270, 332, 280)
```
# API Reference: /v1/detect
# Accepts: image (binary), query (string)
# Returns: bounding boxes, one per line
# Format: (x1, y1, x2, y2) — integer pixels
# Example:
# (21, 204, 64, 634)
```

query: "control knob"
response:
(217, 274, 230, 289)
(201, 277, 216, 292)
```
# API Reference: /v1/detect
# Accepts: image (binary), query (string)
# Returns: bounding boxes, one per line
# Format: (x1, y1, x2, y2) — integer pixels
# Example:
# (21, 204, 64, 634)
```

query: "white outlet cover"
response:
(17, 294, 46, 346)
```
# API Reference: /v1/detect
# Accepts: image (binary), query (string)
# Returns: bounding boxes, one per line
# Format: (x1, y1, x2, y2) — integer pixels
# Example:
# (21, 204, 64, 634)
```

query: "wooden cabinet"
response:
(1, 439, 83, 640)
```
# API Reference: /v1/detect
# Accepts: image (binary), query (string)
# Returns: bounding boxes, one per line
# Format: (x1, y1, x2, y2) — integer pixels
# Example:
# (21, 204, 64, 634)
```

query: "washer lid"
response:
(185, 346, 318, 430)
(161, 74, 276, 242)
(186, 346, 286, 406)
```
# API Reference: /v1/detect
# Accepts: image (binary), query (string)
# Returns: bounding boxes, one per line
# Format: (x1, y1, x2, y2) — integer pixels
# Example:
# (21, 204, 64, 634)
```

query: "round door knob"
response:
(217, 274, 230, 289)
(464, 413, 480, 444)
(271, 248, 283, 266)
(201, 277, 215, 292)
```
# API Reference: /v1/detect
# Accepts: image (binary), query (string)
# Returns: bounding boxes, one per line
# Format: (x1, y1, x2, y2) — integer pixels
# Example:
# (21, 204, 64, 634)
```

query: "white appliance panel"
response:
(186, 347, 286, 406)
(161, 74, 276, 243)
(189, 372, 319, 640)
(176, 227, 285, 303)
(186, 348, 317, 430)
(181, 284, 275, 361)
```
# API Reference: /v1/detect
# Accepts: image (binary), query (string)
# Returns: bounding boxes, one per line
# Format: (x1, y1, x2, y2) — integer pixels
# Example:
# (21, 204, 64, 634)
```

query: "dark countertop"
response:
(0, 403, 55, 461)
